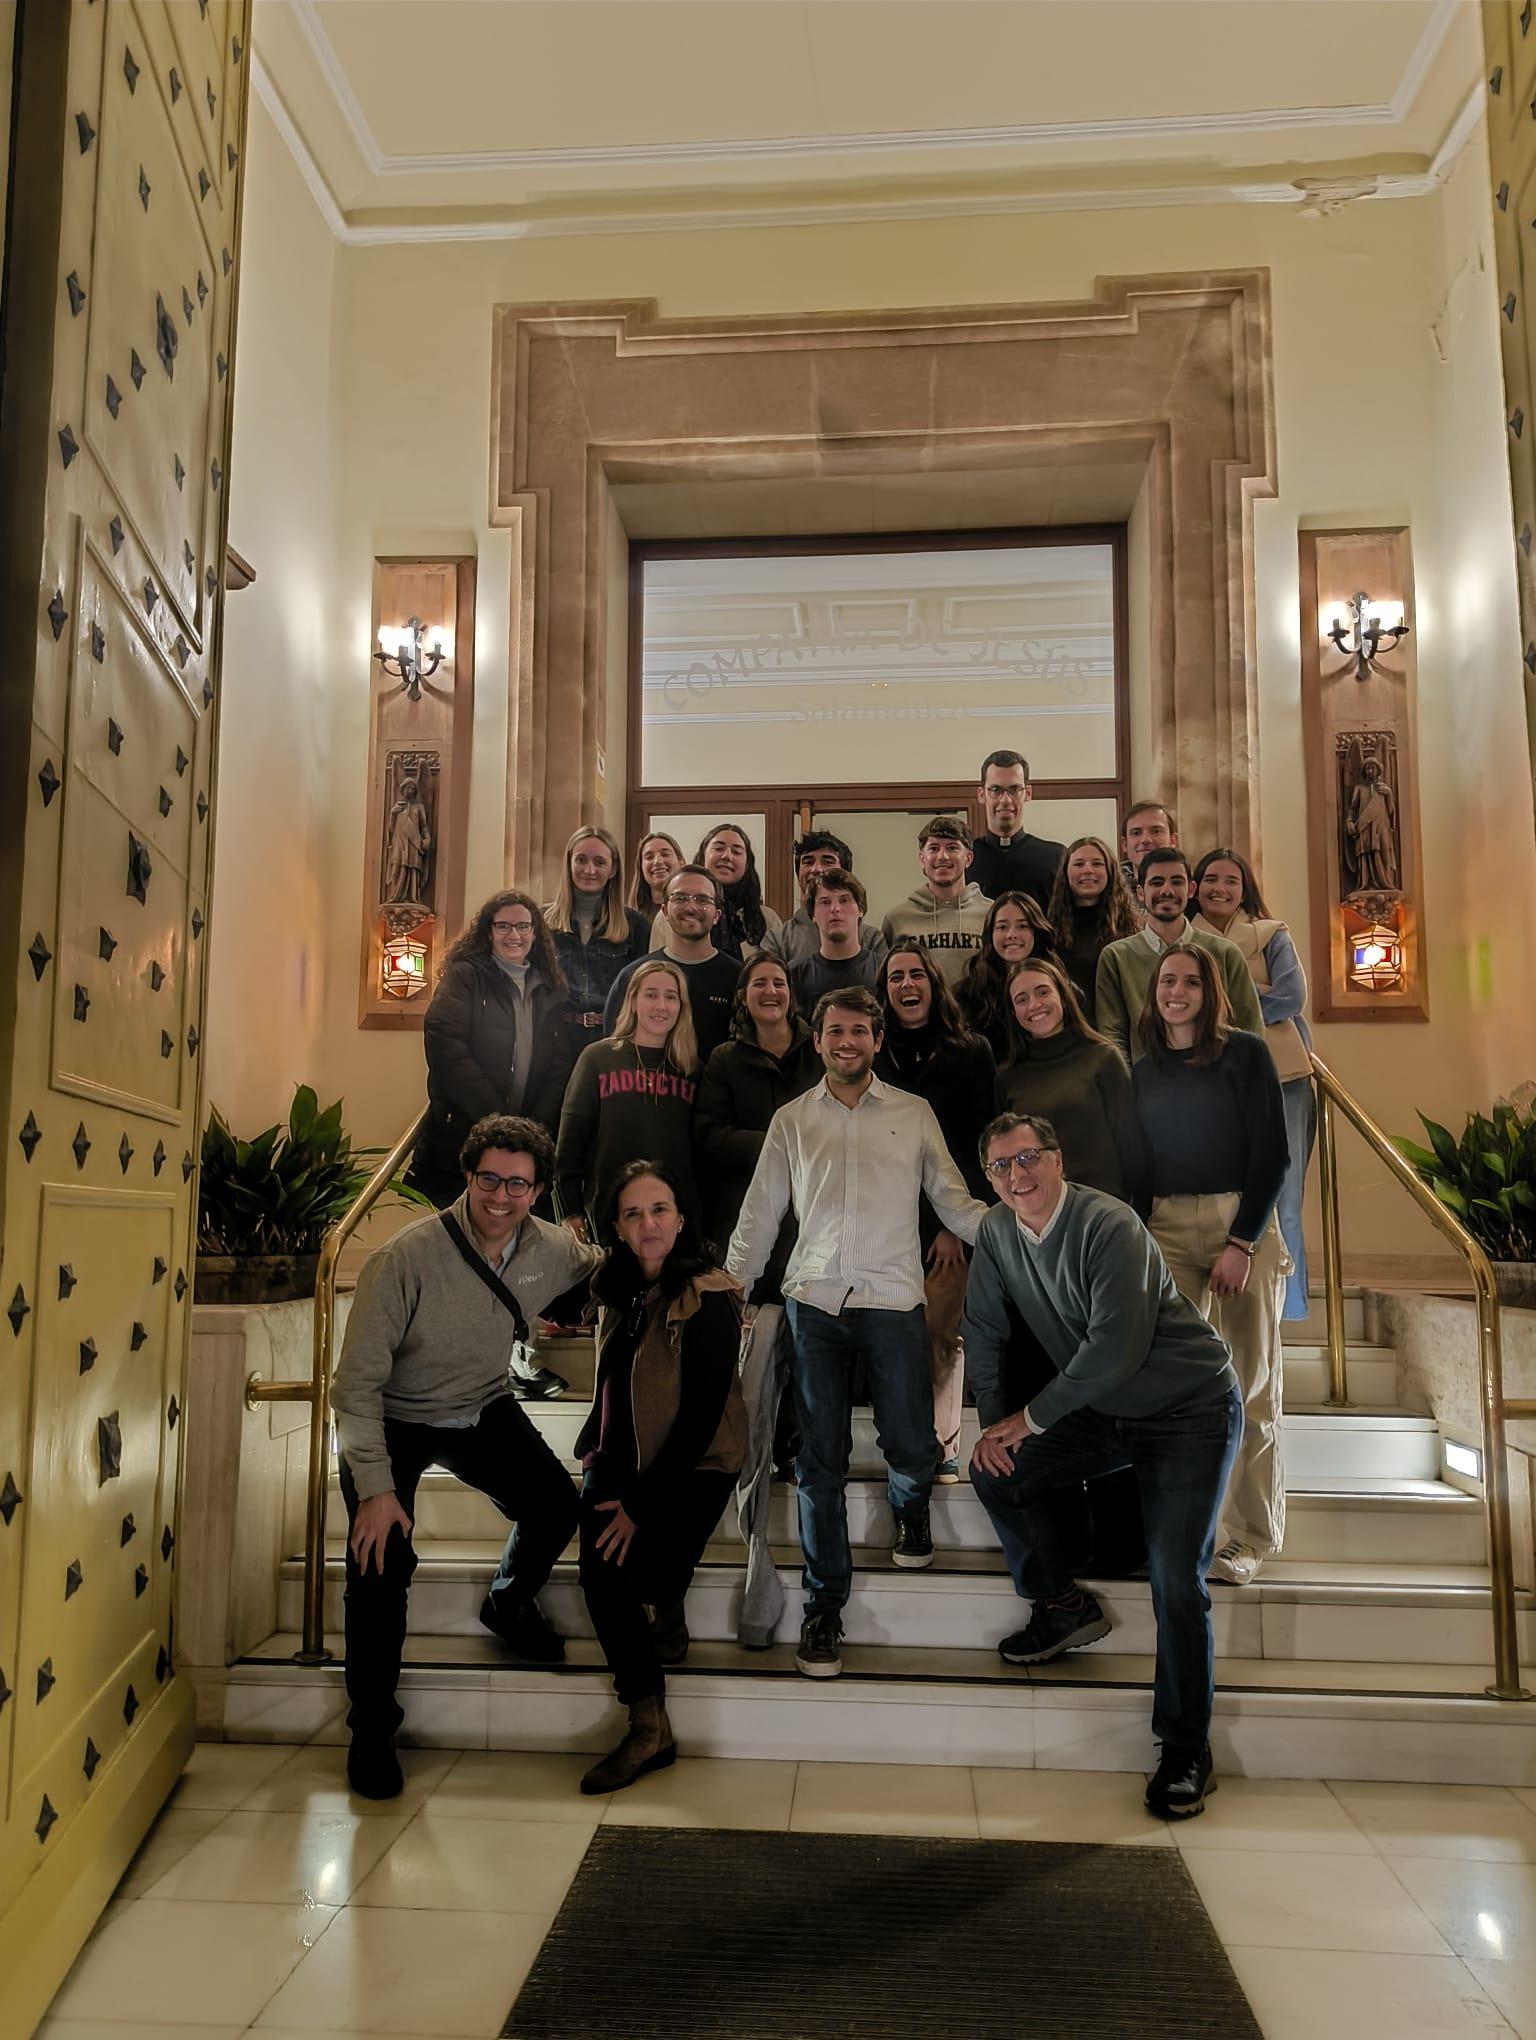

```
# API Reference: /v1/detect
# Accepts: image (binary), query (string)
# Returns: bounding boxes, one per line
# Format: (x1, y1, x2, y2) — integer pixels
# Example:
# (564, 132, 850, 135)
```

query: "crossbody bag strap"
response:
(438, 1211, 531, 1346)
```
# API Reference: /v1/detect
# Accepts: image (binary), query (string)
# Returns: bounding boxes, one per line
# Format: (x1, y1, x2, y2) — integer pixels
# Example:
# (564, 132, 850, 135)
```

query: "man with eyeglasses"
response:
(331, 1113, 603, 1799)
(962, 1112, 1242, 1819)
(603, 864, 740, 1058)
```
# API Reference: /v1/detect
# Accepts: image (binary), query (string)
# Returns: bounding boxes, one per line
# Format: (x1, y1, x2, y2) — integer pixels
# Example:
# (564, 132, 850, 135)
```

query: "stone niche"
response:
(488, 277, 1277, 889)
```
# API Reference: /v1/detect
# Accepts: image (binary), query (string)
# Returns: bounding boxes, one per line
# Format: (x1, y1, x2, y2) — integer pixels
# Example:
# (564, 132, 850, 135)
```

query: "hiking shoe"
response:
(479, 1592, 566, 1663)
(649, 1600, 689, 1666)
(891, 1501, 934, 1569)
(935, 1458, 961, 1485)
(1146, 1742, 1216, 1820)
(795, 1613, 844, 1679)
(998, 1591, 1112, 1665)
(346, 1734, 403, 1801)
(1208, 1541, 1261, 1586)
(510, 1361, 568, 1400)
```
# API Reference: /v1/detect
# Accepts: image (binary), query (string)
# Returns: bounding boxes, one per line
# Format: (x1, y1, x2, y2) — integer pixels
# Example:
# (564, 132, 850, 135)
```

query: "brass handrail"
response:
(1311, 1052, 1529, 1702)
(246, 1108, 428, 1664)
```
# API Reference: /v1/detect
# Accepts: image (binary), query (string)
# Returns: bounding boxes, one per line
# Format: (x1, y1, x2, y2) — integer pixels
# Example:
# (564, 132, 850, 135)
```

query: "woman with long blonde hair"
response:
(555, 957, 702, 1242)
(545, 824, 651, 1049)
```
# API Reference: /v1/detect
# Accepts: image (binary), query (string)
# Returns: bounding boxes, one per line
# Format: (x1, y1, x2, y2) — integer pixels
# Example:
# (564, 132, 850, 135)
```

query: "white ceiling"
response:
(250, 0, 1486, 241)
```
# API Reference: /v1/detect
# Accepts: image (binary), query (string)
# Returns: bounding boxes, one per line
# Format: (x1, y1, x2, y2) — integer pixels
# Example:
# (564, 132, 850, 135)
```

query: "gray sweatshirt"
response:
(961, 1184, 1236, 1432)
(879, 882, 991, 985)
(332, 1194, 603, 1498)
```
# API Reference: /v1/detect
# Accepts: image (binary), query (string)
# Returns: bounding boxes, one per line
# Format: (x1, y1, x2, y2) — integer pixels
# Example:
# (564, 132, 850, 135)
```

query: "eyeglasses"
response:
(472, 1171, 537, 1195)
(983, 1147, 1058, 1178)
(667, 891, 716, 908)
(491, 919, 534, 935)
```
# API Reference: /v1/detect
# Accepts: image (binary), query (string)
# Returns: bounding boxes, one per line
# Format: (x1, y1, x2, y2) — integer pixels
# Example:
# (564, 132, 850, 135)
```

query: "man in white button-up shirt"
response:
(727, 987, 988, 1679)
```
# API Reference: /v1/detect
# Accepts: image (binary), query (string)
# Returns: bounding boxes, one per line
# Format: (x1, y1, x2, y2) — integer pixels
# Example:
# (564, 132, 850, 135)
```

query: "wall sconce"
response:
(375, 617, 452, 703)
(1347, 919, 1404, 992)
(380, 930, 428, 997)
(1322, 590, 1409, 681)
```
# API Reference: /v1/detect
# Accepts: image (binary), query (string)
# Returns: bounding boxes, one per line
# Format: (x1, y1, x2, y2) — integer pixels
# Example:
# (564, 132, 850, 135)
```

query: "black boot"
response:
(346, 1732, 404, 1801)
(649, 1601, 689, 1666)
(580, 1696, 677, 1795)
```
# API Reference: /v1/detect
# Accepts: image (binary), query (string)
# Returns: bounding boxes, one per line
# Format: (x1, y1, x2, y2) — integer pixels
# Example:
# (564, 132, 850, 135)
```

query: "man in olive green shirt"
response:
(1095, 848, 1262, 1063)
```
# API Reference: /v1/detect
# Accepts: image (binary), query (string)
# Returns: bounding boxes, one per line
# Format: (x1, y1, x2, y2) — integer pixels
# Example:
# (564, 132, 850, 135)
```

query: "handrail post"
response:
(1477, 1263, 1530, 1700)
(1314, 1077, 1349, 1407)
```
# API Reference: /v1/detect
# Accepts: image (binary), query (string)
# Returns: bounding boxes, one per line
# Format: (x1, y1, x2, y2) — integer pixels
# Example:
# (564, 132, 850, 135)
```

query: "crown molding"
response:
(288, 0, 1461, 179)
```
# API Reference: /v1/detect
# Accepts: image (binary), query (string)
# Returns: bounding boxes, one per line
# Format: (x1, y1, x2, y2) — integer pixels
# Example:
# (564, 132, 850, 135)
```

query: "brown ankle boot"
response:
(579, 1695, 677, 1795)
(650, 1601, 689, 1666)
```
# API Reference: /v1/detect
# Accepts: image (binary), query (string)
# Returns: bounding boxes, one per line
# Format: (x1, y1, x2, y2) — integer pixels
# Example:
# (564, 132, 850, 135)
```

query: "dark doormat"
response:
(503, 1824, 1261, 2039)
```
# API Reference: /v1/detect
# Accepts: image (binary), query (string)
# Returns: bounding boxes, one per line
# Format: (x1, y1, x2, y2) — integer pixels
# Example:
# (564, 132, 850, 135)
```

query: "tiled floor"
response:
(38, 1742, 1536, 2038)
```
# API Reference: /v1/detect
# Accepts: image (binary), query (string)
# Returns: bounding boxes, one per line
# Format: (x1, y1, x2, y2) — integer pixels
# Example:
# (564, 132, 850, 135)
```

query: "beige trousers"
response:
(1149, 1191, 1290, 1560)
(925, 1253, 969, 1464)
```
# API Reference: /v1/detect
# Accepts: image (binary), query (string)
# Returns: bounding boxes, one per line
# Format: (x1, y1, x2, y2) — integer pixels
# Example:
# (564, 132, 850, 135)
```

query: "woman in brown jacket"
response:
(576, 1158, 746, 1793)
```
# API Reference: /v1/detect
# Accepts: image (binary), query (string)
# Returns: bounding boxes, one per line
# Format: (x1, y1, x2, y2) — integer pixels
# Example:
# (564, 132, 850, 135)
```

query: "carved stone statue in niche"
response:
(381, 750, 439, 909)
(1337, 731, 1402, 902)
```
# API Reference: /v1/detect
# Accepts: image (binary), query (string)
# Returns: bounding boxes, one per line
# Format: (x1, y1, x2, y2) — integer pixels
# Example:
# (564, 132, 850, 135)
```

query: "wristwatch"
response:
(1226, 1235, 1257, 1258)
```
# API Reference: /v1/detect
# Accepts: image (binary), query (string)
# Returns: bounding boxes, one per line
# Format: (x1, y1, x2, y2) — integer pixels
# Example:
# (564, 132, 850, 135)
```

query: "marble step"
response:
(394, 1466, 1486, 1565)
(215, 1628, 1536, 1784)
(279, 1542, 1534, 1666)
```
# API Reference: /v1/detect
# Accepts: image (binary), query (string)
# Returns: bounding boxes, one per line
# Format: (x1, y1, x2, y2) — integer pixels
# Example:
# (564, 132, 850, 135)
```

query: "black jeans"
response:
(339, 1394, 579, 1737)
(578, 1468, 735, 1706)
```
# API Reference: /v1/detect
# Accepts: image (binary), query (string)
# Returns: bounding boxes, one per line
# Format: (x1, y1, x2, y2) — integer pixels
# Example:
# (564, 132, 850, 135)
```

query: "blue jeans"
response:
(971, 1385, 1242, 1750)
(1279, 1078, 1316, 1320)
(786, 1301, 938, 1617)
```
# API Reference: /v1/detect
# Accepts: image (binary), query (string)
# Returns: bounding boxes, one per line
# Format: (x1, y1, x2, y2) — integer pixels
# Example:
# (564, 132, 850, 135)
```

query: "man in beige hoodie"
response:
(879, 814, 992, 986)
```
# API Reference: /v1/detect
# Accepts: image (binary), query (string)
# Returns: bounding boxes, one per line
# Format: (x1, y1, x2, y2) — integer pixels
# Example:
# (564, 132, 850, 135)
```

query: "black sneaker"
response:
(1146, 1742, 1216, 1820)
(479, 1592, 566, 1663)
(510, 1361, 568, 1400)
(891, 1501, 934, 1569)
(997, 1591, 1112, 1665)
(346, 1735, 404, 1801)
(795, 1613, 844, 1679)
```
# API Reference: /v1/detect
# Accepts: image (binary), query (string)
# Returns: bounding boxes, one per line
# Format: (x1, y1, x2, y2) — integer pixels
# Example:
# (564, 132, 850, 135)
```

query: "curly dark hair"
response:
(590, 1158, 721, 1302)
(457, 1113, 557, 1183)
(956, 891, 1057, 1044)
(441, 890, 567, 992)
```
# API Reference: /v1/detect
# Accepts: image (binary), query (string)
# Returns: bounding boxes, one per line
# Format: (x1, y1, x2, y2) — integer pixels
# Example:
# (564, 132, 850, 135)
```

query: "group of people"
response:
(334, 751, 1315, 1821)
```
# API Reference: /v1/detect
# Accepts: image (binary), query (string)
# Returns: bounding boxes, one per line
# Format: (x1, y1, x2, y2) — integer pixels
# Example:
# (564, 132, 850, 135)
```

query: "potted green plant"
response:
(1394, 1082, 1536, 1310)
(194, 1085, 427, 1306)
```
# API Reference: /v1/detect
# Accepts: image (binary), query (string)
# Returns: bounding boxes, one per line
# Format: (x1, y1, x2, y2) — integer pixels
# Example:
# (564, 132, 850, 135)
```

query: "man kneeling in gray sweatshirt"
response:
(332, 1112, 602, 1798)
(962, 1111, 1241, 1821)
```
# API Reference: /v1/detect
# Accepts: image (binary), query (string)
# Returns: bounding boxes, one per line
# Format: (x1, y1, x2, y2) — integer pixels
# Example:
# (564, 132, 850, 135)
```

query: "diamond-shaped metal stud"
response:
(36, 1659, 55, 1702)
(83, 1737, 100, 1780)
(157, 787, 171, 819)
(187, 1027, 200, 1057)
(198, 166, 210, 199)
(196, 271, 207, 305)
(181, 285, 194, 326)
(201, 678, 213, 710)
(19, 1113, 41, 1162)
(121, 1513, 136, 1544)
(1506, 294, 1518, 322)
(169, 65, 182, 103)
(161, 1525, 174, 1561)
(1492, 64, 1505, 93)
(210, 459, 221, 492)
(138, 165, 150, 211)
(175, 634, 189, 665)
(175, 746, 189, 777)
(97, 1413, 122, 1484)
(227, 143, 238, 171)
(78, 1338, 96, 1374)
(107, 717, 123, 755)
(118, 1133, 133, 1174)
(99, 927, 116, 960)
(47, 589, 67, 638)
(130, 1321, 148, 1351)
(156, 294, 177, 378)
(174, 1269, 187, 1301)
(65, 1559, 82, 1599)
(173, 454, 185, 491)
(152, 1140, 166, 1176)
(36, 1796, 57, 1844)
(72, 983, 89, 1022)
(182, 1151, 194, 1183)
(160, 1030, 173, 1059)
(7, 1287, 29, 1336)
(1522, 524, 1533, 557)
(128, 349, 144, 391)
(105, 374, 121, 418)
(207, 77, 216, 116)
(149, 959, 165, 990)
(77, 110, 95, 152)
(167, 1395, 179, 1430)
(65, 270, 85, 316)
(152, 1256, 167, 1283)
(59, 424, 78, 467)
(142, 578, 156, 615)
(1527, 644, 1536, 675)
(123, 43, 139, 91)
(197, 792, 209, 821)
(72, 1122, 90, 1169)
(134, 1564, 148, 1596)
(127, 832, 152, 903)
(38, 758, 60, 805)
(233, 34, 243, 62)
(216, 351, 227, 380)
(27, 934, 51, 980)
(191, 907, 204, 939)
(156, 1642, 171, 1683)
(1512, 408, 1525, 439)
(1498, 181, 1511, 212)
(0, 1474, 22, 1524)
(206, 566, 217, 597)
(57, 1264, 76, 1301)
(0, 1667, 9, 1712)
(222, 247, 232, 276)
(123, 1684, 138, 1724)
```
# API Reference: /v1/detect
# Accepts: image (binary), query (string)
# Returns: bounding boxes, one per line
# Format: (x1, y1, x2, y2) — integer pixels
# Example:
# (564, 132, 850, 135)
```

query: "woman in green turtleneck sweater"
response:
(993, 956, 1146, 1207)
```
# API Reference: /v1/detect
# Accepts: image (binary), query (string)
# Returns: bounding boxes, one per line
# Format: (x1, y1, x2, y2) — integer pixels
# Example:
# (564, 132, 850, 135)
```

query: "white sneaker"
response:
(1208, 1541, 1261, 1586)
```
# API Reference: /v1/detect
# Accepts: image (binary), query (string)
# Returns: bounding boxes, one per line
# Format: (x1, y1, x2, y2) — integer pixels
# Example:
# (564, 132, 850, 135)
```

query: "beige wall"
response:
(219, 117, 1536, 1256)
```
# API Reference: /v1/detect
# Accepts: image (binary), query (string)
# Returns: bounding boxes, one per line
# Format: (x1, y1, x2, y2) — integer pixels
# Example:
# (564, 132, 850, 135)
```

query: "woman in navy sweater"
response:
(1133, 946, 1289, 1588)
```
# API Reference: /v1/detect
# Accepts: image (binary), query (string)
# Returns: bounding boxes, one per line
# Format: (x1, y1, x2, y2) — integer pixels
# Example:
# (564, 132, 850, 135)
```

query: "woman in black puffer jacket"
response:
(409, 890, 575, 1208)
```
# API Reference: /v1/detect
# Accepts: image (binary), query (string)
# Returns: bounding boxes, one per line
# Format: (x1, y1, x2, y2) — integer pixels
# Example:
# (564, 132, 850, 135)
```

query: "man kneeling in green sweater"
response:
(962, 1111, 1242, 1820)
